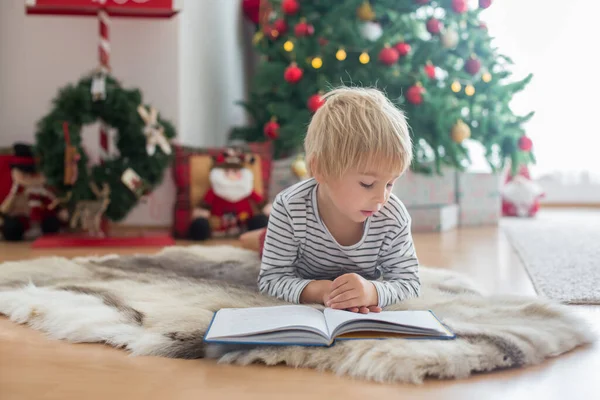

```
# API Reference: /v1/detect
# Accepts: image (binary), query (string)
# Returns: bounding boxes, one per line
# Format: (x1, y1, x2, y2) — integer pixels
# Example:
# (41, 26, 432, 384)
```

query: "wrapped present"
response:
(456, 171, 502, 226)
(393, 168, 457, 207)
(406, 204, 459, 232)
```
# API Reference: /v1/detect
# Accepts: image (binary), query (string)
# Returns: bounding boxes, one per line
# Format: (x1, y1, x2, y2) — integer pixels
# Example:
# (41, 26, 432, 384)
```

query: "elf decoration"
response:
(0, 144, 67, 241)
(501, 165, 544, 218)
(189, 147, 270, 240)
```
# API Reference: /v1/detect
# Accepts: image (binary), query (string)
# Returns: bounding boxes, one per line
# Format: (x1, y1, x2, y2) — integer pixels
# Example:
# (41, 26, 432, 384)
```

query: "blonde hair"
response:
(304, 86, 413, 180)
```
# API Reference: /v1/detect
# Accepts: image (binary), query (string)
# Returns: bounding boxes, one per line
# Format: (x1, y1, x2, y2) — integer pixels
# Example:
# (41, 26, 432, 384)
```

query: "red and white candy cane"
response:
(98, 9, 110, 162)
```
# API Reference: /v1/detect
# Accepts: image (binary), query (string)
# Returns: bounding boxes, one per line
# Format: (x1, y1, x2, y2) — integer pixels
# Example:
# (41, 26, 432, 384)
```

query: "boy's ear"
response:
(309, 157, 324, 184)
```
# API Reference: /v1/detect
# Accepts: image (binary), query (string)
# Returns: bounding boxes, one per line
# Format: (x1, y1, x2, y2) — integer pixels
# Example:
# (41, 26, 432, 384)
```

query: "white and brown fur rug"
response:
(0, 245, 595, 384)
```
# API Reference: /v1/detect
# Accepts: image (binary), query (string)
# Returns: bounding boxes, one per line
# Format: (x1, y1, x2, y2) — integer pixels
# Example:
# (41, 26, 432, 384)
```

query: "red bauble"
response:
(394, 42, 411, 57)
(264, 119, 280, 139)
(406, 84, 425, 105)
(424, 63, 436, 79)
(282, 0, 300, 15)
(307, 93, 325, 112)
(426, 18, 442, 35)
(479, 0, 493, 9)
(465, 56, 481, 75)
(378, 46, 400, 66)
(518, 136, 533, 152)
(262, 24, 279, 40)
(241, 0, 260, 24)
(284, 63, 303, 83)
(273, 19, 288, 35)
(294, 20, 315, 37)
(452, 0, 468, 14)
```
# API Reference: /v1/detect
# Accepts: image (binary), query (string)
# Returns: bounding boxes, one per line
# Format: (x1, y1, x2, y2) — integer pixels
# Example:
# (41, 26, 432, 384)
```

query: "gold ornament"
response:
(465, 84, 475, 96)
(451, 120, 471, 143)
(357, 1, 375, 21)
(482, 72, 492, 83)
(359, 51, 370, 64)
(336, 48, 347, 61)
(283, 40, 294, 52)
(291, 154, 309, 180)
(311, 56, 323, 69)
(451, 81, 461, 93)
(252, 31, 264, 45)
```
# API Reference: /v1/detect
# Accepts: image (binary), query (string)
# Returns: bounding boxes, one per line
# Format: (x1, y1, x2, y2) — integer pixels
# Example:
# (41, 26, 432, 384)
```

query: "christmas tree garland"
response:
(34, 73, 176, 222)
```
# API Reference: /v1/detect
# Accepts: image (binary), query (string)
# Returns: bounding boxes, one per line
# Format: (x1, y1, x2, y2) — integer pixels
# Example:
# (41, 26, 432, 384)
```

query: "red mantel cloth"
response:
(25, 0, 181, 18)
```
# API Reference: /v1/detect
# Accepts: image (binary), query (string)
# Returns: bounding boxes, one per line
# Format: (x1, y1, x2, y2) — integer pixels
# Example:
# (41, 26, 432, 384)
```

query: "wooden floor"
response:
(1, 215, 599, 399)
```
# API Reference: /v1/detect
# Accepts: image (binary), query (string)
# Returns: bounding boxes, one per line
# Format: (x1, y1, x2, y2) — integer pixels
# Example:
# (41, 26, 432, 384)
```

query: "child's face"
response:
(323, 168, 400, 224)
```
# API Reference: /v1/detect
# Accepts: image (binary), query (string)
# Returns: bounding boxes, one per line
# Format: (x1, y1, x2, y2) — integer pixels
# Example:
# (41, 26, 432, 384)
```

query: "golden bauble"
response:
(359, 52, 370, 64)
(291, 155, 308, 179)
(452, 120, 471, 143)
(357, 1, 375, 21)
(336, 48, 347, 61)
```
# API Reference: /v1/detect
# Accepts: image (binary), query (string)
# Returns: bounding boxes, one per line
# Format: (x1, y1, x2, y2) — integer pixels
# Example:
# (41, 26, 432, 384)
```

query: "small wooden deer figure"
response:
(70, 182, 111, 237)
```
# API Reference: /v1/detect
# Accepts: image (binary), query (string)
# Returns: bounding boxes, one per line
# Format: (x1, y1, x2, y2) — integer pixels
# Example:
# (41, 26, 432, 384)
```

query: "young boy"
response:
(257, 86, 420, 314)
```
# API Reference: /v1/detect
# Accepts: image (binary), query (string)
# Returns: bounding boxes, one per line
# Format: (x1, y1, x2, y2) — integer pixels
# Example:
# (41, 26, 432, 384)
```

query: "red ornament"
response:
(465, 55, 481, 75)
(294, 20, 315, 37)
(378, 46, 400, 66)
(406, 84, 425, 105)
(307, 93, 325, 112)
(284, 62, 303, 83)
(282, 0, 300, 15)
(394, 42, 411, 57)
(273, 19, 288, 35)
(452, 0, 468, 14)
(479, 0, 493, 9)
(518, 136, 533, 152)
(264, 119, 280, 139)
(241, 0, 260, 24)
(262, 24, 279, 40)
(426, 18, 442, 35)
(424, 62, 436, 79)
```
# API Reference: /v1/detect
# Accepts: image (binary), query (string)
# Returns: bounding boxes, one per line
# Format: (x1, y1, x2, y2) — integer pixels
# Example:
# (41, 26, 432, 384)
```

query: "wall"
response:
(0, 0, 251, 226)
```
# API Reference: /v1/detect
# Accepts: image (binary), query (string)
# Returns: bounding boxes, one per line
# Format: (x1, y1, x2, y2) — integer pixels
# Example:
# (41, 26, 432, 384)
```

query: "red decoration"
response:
(501, 165, 544, 218)
(406, 84, 425, 105)
(263, 119, 280, 139)
(424, 62, 436, 79)
(307, 93, 325, 112)
(25, 0, 180, 18)
(242, 0, 260, 24)
(426, 18, 442, 35)
(273, 19, 288, 35)
(284, 62, 303, 83)
(262, 23, 279, 40)
(394, 42, 411, 57)
(518, 136, 533, 152)
(378, 46, 400, 66)
(465, 55, 481, 75)
(479, 0, 493, 9)
(282, 0, 299, 15)
(294, 20, 315, 37)
(451, 0, 468, 14)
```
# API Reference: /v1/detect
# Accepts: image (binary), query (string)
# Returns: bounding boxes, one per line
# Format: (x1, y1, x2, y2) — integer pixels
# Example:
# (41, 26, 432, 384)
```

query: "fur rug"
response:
(0, 245, 595, 384)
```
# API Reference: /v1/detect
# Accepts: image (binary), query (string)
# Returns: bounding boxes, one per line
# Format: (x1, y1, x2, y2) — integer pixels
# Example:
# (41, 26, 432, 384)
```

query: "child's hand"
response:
(325, 273, 381, 313)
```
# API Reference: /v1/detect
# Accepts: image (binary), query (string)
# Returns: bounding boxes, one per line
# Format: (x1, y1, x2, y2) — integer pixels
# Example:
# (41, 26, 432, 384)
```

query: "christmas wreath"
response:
(34, 73, 176, 222)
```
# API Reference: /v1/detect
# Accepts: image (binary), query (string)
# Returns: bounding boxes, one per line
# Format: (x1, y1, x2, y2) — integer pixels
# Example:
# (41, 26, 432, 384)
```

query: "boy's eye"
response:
(359, 182, 374, 189)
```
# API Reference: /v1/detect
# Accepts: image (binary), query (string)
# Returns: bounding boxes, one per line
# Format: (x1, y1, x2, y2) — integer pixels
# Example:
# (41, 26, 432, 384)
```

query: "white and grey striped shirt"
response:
(258, 178, 421, 308)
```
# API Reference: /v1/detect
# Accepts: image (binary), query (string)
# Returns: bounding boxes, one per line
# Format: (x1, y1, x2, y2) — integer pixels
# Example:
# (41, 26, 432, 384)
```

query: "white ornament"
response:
(137, 105, 172, 156)
(360, 21, 383, 42)
(441, 28, 459, 49)
(91, 72, 107, 101)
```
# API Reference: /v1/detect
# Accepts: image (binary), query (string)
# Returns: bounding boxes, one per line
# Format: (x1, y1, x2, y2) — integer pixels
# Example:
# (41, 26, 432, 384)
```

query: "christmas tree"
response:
(234, 0, 534, 174)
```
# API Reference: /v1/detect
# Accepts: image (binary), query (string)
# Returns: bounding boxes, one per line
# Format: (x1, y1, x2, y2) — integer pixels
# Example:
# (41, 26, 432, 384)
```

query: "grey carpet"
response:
(502, 210, 600, 304)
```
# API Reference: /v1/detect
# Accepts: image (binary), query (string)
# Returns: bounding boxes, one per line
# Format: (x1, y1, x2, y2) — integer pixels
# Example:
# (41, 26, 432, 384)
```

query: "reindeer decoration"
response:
(70, 182, 111, 237)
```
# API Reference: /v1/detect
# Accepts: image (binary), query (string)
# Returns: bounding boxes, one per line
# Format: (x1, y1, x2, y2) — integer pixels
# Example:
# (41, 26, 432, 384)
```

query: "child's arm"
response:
(257, 195, 314, 303)
(371, 221, 421, 308)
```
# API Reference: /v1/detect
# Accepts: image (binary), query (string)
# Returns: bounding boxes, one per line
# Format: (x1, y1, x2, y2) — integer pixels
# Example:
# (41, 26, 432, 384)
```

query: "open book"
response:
(203, 305, 455, 347)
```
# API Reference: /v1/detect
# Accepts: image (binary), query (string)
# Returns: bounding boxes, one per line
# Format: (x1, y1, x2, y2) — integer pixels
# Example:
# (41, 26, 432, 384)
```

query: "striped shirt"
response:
(258, 178, 420, 308)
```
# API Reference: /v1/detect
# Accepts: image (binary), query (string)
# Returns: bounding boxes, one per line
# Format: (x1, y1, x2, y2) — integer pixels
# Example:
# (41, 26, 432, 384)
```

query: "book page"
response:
(205, 305, 329, 340)
(324, 309, 448, 337)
